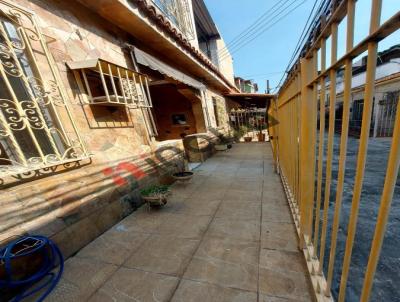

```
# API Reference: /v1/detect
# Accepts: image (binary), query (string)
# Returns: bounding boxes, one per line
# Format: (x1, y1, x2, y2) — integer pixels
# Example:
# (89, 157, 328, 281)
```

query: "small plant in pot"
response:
(215, 133, 232, 151)
(243, 126, 253, 142)
(234, 125, 250, 142)
(140, 185, 171, 207)
(256, 119, 267, 142)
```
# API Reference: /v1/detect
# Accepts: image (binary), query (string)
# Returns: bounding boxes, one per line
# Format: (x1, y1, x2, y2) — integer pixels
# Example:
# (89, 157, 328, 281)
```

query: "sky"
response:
(204, 0, 400, 93)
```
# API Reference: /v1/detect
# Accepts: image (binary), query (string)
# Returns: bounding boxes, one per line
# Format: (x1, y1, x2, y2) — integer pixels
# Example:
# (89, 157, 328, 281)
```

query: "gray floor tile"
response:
(88, 268, 179, 302)
(124, 234, 199, 276)
(171, 279, 257, 302)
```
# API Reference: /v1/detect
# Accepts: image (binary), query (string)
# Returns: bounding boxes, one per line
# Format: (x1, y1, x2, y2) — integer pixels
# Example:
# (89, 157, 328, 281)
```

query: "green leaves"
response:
(140, 185, 170, 197)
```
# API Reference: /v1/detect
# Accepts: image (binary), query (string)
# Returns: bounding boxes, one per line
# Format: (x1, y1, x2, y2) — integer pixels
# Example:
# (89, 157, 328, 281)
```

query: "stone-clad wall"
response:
(205, 89, 231, 132)
(0, 0, 184, 258)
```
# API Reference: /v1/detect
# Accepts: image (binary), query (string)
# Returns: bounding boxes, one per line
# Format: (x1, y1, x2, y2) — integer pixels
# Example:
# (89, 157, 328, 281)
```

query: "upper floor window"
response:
(151, 0, 195, 40)
(0, 2, 89, 180)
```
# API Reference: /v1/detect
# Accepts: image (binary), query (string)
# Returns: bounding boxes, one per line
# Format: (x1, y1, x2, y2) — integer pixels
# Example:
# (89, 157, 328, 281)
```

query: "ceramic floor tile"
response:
(260, 249, 306, 274)
(76, 229, 150, 265)
(215, 200, 261, 221)
(49, 143, 312, 302)
(183, 257, 258, 292)
(195, 236, 259, 266)
(259, 267, 312, 301)
(171, 279, 257, 302)
(155, 213, 212, 239)
(206, 218, 261, 242)
(261, 221, 299, 252)
(262, 206, 293, 223)
(124, 234, 199, 276)
(43, 257, 118, 302)
(88, 268, 179, 302)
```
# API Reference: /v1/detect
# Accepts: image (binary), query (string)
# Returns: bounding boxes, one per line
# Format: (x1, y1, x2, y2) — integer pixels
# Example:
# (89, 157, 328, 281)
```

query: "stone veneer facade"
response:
(0, 0, 231, 258)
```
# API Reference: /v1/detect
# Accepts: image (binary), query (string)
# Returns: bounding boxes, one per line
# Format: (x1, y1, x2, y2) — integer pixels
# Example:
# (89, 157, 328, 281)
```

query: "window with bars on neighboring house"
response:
(0, 2, 89, 178)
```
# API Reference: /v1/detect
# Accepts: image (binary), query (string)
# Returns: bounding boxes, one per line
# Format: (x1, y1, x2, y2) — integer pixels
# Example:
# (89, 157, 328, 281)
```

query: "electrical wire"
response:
(219, 0, 306, 60)
(273, 0, 330, 93)
(217, 0, 289, 57)
(237, 71, 286, 78)
(220, 0, 308, 61)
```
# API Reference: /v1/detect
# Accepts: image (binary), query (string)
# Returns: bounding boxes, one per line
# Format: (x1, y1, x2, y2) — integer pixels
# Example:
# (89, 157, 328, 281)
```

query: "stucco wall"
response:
(215, 38, 235, 85)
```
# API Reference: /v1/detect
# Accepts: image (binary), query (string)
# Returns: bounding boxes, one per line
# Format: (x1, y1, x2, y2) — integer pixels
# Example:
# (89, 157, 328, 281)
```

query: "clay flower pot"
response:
(141, 194, 169, 206)
(172, 171, 194, 182)
(244, 136, 252, 142)
(140, 185, 171, 207)
(215, 144, 228, 151)
(257, 133, 266, 142)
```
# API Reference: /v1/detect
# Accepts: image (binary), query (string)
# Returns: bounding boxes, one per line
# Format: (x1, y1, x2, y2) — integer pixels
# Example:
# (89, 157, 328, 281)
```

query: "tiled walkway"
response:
(47, 143, 313, 302)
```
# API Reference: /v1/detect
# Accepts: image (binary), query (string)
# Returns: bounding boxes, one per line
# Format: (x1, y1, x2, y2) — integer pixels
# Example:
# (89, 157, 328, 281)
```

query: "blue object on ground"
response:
(0, 235, 64, 302)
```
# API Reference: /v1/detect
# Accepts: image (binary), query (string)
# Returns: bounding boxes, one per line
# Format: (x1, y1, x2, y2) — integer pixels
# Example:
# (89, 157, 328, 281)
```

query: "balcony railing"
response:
(150, 0, 195, 40)
(268, 0, 400, 301)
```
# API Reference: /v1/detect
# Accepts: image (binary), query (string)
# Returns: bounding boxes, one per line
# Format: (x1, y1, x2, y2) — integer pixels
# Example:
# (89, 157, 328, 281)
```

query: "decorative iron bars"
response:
(68, 59, 153, 108)
(69, 59, 158, 137)
(151, 0, 195, 40)
(230, 108, 267, 133)
(269, 0, 400, 301)
(0, 1, 89, 179)
(374, 90, 399, 137)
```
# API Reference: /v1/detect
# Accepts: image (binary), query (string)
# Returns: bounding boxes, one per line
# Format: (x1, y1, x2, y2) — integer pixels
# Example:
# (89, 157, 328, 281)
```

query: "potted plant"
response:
(243, 125, 253, 142)
(257, 130, 266, 142)
(140, 185, 171, 207)
(234, 125, 249, 142)
(256, 119, 267, 142)
(215, 133, 233, 151)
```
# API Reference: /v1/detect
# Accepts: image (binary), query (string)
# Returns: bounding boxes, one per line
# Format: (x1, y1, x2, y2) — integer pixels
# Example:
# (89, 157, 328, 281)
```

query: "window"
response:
(68, 59, 151, 108)
(0, 2, 89, 179)
(151, 0, 195, 40)
(69, 58, 158, 137)
(172, 113, 187, 125)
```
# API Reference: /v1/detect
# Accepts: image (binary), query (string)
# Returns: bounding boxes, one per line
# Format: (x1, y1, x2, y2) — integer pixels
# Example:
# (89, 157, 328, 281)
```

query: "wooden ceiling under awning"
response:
(225, 93, 275, 109)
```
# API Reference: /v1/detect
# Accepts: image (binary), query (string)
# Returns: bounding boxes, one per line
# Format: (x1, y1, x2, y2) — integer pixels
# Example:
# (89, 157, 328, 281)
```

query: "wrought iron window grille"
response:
(0, 1, 90, 180)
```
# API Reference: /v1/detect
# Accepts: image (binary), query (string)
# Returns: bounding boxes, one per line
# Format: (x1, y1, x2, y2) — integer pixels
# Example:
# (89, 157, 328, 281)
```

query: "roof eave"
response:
(75, 0, 237, 93)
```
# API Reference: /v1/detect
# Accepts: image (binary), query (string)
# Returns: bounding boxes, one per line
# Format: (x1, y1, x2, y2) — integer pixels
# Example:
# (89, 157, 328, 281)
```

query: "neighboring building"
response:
(326, 45, 400, 137)
(0, 0, 236, 257)
(235, 77, 259, 93)
(193, 0, 235, 85)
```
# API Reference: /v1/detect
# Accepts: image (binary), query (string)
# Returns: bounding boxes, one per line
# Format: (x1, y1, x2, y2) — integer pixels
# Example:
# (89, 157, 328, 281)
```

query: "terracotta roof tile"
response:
(132, 0, 236, 91)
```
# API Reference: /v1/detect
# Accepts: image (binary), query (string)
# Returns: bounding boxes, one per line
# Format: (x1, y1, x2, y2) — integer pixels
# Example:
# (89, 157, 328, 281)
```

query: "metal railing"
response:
(150, 0, 195, 40)
(0, 1, 89, 180)
(268, 1, 400, 301)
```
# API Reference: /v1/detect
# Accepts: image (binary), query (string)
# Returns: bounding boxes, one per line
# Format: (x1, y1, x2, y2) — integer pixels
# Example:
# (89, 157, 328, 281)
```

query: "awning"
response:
(134, 47, 206, 91)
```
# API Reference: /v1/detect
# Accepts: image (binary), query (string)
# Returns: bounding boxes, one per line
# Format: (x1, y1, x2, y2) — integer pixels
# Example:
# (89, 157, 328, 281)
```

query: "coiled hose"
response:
(0, 235, 64, 302)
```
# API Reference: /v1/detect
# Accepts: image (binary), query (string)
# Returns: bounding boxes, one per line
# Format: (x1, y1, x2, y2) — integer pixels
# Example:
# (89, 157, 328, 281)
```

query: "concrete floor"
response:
(45, 143, 313, 302)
